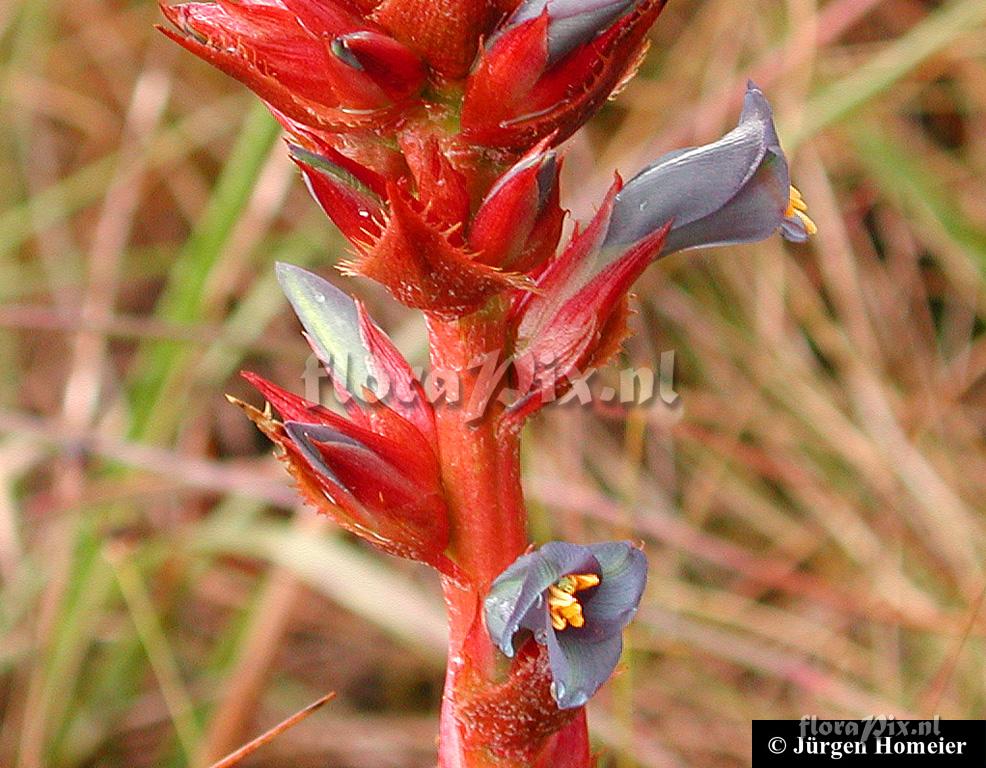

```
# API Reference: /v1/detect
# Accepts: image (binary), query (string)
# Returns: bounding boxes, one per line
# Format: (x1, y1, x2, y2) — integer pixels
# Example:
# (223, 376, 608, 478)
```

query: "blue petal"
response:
(780, 214, 810, 243)
(603, 83, 777, 250)
(506, 0, 637, 65)
(583, 541, 648, 635)
(542, 541, 646, 708)
(546, 624, 625, 709)
(661, 149, 790, 253)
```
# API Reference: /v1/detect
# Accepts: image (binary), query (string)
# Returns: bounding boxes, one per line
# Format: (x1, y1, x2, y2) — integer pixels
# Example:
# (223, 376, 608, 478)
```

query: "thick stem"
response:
(428, 310, 591, 768)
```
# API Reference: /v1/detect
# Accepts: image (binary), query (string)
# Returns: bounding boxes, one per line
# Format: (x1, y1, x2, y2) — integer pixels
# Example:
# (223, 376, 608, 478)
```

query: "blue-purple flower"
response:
(603, 81, 817, 255)
(484, 541, 647, 709)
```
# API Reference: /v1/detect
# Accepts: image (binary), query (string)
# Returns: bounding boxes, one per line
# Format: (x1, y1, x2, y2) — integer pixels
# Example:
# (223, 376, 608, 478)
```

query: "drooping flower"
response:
(603, 81, 817, 254)
(505, 82, 815, 425)
(484, 541, 647, 709)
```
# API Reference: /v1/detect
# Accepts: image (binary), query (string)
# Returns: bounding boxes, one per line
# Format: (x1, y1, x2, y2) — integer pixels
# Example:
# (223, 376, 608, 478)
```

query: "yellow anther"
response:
(547, 572, 599, 631)
(785, 185, 818, 235)
(548, 585, 577, 606)
(572, 574, 600, 590)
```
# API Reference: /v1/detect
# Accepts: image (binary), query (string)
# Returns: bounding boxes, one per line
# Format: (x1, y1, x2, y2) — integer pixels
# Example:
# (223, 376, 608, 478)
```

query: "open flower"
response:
(484, 541, 647, 709)
(603, 80, 817, 254)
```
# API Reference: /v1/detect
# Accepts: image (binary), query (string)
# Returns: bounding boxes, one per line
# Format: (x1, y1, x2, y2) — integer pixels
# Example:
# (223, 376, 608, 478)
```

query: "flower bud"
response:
(470, 143, 564, 272)
(158, 0, 424, 131)
(275, 263, 435, 443)
(507, 178, 668, 423)
(461, 0, 666, 148)
(290, 145, 386, 246)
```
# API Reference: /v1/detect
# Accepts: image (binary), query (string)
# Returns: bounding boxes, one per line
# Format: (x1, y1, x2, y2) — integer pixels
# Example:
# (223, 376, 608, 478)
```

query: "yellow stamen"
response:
(785, 185, 818, 235)
(572, 574, 600, 590)
(547, 572, 599, 632)
(548, 585, 576, 606)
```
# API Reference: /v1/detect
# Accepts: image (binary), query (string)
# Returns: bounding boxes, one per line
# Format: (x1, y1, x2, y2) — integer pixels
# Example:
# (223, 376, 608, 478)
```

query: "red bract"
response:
(399, 134, 472, 232)
(342, 183, 532, 318)
(233, 375, 454, 572)
(290, 145, 386, 246)
(506, 178, 670, 425)
(461, 0, 668, 148)
(470, 140, 565, 272)
(371, 0, 496, 78)
(158, 0, 425, 131)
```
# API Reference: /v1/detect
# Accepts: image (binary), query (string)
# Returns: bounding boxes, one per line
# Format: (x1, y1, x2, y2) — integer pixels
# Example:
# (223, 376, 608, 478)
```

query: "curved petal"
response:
(545, 625, 624, 709)
(603, 82, 776, 248)
(781, 213, 811, 243)
(661, 149, 790, 253)
(582, 541, 648, 635)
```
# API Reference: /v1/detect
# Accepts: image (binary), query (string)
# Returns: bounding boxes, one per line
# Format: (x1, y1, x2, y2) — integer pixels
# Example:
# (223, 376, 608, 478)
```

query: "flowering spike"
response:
(163, 0, 815, 753)
(484, 541, 647, 709)
(470, 142, 565, 272)
(344, 184, 532, 318)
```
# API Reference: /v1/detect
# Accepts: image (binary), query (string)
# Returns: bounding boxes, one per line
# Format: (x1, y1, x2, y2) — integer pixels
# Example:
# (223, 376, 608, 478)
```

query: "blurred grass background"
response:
(1, 0, 986, 765)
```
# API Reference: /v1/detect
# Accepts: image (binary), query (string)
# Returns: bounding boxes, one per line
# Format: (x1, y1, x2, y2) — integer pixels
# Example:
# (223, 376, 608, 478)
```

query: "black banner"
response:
(753, 719, 986, 765)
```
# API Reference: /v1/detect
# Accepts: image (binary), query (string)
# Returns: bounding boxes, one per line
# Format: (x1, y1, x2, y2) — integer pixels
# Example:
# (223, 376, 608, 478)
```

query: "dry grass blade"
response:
(207, 693, 336, 768)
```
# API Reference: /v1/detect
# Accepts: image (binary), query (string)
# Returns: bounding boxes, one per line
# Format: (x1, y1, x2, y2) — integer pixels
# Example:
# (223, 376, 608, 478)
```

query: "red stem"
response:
(428, 310, 591, 768)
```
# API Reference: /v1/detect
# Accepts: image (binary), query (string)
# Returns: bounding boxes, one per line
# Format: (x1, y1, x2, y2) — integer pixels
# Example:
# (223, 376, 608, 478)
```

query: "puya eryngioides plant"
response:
(159, 0, 816, 764)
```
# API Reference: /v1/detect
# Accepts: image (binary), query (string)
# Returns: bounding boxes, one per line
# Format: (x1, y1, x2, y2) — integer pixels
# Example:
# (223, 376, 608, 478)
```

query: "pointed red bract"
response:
(354, 301, 438, 445)
(505, 177, 670, 424)
(235, 376, 452, 572)
(400, 134, 471, 232)
(343, 184, 532, 318)
(462, 0, 667, 148)
(159, 0, 424, 131)
(293, 152, 385, 245)
(470, 142, 564, 272)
